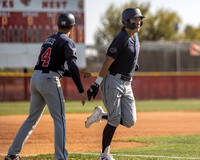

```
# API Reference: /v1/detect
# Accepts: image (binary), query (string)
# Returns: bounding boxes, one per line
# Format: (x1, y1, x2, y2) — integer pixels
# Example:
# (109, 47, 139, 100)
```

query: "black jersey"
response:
(107, 30, 140, 77)
(34, 32, 77, 75)
(34, 32, 84, 93)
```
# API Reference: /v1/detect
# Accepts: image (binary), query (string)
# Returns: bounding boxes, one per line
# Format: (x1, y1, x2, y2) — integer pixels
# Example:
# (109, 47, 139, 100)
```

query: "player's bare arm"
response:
(87, 56, 114, 101)
(98, 56, 115, 78)
(80, 92, 86, 106)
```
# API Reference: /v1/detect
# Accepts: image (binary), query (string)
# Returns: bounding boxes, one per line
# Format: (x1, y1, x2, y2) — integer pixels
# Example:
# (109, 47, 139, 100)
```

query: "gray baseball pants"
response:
(8, 70, 68, 160)
(101, 72, 137, 128)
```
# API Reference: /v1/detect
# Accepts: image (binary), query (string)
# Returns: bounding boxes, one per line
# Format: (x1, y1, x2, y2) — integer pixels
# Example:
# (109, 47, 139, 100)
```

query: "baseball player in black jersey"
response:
(85, 8, 145, 160)
(5, 12, 91, 160)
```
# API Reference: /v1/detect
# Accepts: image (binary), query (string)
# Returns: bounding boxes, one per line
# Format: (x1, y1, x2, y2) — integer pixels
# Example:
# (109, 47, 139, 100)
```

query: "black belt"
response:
(34, 69, 50, 73)
(42, 70, 49, 73)
(35, 69, 61, 78)
(109, 72, 131, 81)
(120, 75, 131, 81)
(42, 70, 61, 78)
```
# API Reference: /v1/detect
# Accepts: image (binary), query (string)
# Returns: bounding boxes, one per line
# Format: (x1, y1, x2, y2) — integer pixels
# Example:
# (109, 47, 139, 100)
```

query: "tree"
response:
(94, 0, 182, 45)
(184, 25, 200, 40)
(94, 0, 150, 46)
(142, 8, 181, 41)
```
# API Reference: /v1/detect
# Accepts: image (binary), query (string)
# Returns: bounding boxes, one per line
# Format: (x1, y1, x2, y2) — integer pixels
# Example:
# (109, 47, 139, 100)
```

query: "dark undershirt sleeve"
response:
(66, 57, 84, 93)
(63, 70, 71, 77)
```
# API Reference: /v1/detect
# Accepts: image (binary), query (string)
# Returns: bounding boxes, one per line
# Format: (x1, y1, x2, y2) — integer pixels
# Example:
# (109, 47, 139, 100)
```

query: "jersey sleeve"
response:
(63, 40, 77, 60)
(62, 39, 84, 93)
(106, 36, 123, 59)
(67, 57, 84, 93)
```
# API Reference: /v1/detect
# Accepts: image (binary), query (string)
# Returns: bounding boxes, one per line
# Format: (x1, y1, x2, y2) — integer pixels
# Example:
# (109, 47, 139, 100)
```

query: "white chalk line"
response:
(1, 153, 200, 159)
(0, 153, 37, 157)
(75, 152, 200, 159)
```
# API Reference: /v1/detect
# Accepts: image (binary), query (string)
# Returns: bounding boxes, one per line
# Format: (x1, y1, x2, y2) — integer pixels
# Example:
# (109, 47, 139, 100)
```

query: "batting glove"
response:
(87, 83, 99, 101)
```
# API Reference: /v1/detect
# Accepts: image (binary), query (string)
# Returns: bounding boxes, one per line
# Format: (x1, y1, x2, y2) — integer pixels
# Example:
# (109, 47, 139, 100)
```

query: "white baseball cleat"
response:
(85, 106, 105, 128)
(99, 153, 115, 160)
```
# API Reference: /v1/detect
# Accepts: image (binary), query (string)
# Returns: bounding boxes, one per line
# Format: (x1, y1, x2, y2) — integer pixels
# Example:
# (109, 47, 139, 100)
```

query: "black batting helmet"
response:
(122, 8, 145, 29)
(57, 12, 75, 28)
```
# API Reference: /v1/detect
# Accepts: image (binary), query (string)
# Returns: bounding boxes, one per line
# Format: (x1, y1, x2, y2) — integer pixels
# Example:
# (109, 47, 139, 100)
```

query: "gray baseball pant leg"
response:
(33, 72, 68, 160)
(8, 72, 68, 160)
(42, 76, 68, 160)
(120, 83, 136, 128)
(8, 74, 46, 155)
(101, 73, 136, 128)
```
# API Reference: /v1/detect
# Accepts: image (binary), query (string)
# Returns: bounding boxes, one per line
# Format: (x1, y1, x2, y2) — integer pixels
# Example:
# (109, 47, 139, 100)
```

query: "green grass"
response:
(0, 99, 200, 115)
(112, 135, 200, 159)
(135, 99, 200, 111)
(1, 99, 200, 160)
(0, 101, 105, 115)
(22, 135, 200, 160)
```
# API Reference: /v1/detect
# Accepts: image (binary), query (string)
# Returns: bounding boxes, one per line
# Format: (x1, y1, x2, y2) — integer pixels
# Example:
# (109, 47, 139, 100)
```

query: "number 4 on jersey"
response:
(40, 48, 52, 67)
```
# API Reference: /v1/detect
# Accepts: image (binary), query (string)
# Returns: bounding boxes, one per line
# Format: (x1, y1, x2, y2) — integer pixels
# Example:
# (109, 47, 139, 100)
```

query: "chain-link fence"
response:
(86, 41, 200, 72)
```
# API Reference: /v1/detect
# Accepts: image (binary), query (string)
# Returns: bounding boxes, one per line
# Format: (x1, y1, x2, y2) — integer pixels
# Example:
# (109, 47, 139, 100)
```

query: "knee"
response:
(123, 119, 136, 128)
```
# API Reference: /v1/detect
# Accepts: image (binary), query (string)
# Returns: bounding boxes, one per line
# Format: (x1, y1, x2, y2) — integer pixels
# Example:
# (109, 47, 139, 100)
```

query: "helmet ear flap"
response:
(140, 20, 143, 27)
(125, 20, 143, 29)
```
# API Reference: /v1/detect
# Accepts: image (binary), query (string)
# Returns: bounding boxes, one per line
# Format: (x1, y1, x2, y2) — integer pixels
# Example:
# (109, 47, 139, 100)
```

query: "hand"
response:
(80, 92, 86, 106)
(135, 64, 139, 71)
(87, 83, 99, 101)
(80, 71, 92, 78)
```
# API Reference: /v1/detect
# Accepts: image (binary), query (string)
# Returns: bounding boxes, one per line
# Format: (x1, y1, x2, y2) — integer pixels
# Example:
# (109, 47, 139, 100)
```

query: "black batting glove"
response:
(135, 64, 139, 71)
(87, 83, 99, 101)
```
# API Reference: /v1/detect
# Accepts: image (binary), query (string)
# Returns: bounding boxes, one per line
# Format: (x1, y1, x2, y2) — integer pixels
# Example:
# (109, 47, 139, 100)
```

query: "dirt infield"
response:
(0, 111, 200, 156)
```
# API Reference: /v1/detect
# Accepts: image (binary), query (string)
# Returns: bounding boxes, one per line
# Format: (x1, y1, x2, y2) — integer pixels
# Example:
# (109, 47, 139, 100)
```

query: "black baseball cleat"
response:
(4, 154, 21, 160)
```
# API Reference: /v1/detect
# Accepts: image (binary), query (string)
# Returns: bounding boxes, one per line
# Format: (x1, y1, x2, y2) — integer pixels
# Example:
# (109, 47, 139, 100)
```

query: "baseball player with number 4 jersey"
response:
(86, 8, 145, 160)
(5, 12, 91, 160)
